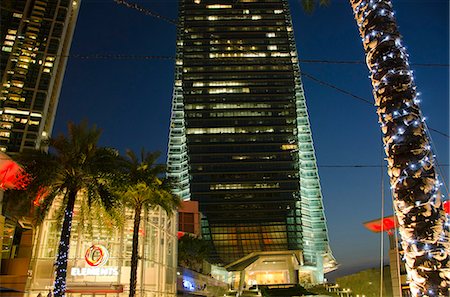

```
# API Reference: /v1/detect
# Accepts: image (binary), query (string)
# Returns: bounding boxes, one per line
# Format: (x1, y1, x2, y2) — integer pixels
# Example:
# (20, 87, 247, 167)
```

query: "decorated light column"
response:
(350, 0, 450, 296)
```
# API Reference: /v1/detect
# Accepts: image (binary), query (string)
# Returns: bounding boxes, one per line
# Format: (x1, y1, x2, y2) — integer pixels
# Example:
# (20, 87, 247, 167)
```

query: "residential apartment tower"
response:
(0, 0, 80, 153)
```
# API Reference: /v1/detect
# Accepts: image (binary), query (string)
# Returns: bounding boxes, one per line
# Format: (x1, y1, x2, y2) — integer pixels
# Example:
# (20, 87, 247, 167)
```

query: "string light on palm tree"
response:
(349, 0, 450, 296)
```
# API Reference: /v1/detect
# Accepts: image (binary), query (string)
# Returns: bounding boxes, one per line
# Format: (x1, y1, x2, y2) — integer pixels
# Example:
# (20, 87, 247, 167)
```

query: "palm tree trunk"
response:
(53, 190, 77, 297)
(349, 0, 450, 296)
(129, 203, 142, 297)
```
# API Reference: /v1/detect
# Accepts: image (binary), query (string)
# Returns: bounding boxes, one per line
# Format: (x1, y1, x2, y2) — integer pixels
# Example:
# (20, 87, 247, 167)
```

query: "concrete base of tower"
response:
(224, 250, 329, 291)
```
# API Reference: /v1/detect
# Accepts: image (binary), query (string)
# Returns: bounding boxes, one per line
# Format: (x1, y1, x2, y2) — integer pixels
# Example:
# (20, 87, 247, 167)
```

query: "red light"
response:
(363, 216, 396, 233)
(0, 153, 30, 190)
(177, 231, 185, 239)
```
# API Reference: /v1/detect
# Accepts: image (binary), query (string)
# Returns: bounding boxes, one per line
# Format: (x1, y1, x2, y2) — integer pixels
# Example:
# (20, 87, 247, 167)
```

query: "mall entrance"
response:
(225, 251, 303, 290)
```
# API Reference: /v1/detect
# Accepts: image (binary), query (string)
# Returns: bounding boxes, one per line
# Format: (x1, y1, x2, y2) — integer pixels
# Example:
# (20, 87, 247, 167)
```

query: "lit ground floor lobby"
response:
(225, 250, 330, 291)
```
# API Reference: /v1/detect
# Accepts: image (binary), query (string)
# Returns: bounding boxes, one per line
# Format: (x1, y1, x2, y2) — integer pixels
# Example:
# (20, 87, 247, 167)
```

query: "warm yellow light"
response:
(207, 4, 231, 9)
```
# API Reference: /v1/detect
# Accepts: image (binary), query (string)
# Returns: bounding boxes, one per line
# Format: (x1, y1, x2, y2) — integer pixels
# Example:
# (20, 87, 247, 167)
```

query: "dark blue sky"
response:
(54, 0, 449, 279)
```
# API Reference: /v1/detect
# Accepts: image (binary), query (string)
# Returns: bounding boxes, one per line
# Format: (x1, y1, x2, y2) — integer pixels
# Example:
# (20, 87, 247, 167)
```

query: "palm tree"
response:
(18, 122, 120, 297)
(119, 149, 180, 297)
(300, 0, 450, 295)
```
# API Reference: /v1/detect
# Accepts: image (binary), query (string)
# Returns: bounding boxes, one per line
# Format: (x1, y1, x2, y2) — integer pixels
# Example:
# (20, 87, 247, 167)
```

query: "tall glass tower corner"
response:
(168, 0, 337, 283)
(0, 0, 80, 153)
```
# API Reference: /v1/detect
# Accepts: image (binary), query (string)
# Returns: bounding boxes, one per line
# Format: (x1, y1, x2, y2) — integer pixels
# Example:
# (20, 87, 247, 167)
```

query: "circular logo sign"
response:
(85, 245, 109, 267)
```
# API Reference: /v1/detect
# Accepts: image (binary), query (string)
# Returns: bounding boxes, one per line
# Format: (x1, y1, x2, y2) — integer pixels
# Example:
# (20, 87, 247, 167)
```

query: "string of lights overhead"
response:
(61, 53, 449, 68)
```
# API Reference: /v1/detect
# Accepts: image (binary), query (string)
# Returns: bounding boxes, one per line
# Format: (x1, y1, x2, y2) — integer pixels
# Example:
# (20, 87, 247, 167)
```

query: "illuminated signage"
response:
(70, 245, 118, 277)
(85, 244, 109, 266)
(182, 279, 195, 291)
(71, 267, 119, 276)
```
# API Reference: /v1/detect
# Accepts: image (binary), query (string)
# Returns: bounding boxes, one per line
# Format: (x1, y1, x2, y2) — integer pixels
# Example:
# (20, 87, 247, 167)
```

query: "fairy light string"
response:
(349, 0, 450, 296)
(53, 194, 76, 297)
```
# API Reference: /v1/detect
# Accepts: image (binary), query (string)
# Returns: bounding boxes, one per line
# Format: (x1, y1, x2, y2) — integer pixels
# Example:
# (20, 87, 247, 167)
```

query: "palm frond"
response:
(301, 0, 315, 13)
(300, 0, 329, 14)
(34, 187, 61, 225)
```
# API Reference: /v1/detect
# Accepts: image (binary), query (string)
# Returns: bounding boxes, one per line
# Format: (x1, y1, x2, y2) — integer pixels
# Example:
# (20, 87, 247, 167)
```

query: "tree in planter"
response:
(17, 122, 121, 297)
(301, 0, 449, 295)
(119, 150, 180, 297)
(178, 234, 211, 273)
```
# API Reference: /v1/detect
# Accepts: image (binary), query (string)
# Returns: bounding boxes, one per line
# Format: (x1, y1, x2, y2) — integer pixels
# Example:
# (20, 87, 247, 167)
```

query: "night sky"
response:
(53, 0, 449, 279)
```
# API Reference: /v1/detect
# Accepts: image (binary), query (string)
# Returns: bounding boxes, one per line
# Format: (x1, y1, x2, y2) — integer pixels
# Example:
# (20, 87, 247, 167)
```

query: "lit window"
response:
(13, 13, 22, 18)
(243, 9, 250, 14)
(11, 81, 24, 88)
(17, 63, 29, 69)
(19, 56, 31, 63)
(3, 41, 14, 46)
(210, 183, 280, 190)
(281, 144, 297, 150)
(271, 52, 290, 57)
(2, 46, 12, 52)
(266, 33, 276, 38)
(267, 45, 277, 51)
(209, 52, 267, 58)
(44, 62, 53, 67)
(30, 112, 42, 118)
(232, 156, 249, 160)
(210, 81, 243, 87)
(274, 10, 283, 14)
(208, 87, 250, 94)
(251, 15, 261, 20)
(207, 16, 218, 21)
(207, 4, 232, 9)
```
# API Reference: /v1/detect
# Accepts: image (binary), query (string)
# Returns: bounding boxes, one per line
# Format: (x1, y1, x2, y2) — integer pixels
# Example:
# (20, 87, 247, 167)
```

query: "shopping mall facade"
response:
(25, 198, 178, 297)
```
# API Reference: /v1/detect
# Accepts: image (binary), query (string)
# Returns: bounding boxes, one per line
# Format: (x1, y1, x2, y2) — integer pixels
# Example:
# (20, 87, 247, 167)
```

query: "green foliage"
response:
(308, 285, 340, 296)
(14, 121, 122, 226)
(335, 266, 393, 297)
(178, 234, 211, 273)
(301, 0, 330, 14)
(117, 149, 180, 214)
(260, 284, 313, 297)
(116, 148, 180, 297)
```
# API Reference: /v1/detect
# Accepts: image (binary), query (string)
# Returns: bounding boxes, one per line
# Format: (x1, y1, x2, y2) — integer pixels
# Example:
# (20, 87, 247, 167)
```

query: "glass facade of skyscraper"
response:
(168, 0, 336, 280)
(0, 0, 80, 153)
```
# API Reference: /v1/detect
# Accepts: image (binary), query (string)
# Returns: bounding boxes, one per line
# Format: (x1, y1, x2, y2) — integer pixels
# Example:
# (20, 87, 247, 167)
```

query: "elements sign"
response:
(71, 244, 119, 276)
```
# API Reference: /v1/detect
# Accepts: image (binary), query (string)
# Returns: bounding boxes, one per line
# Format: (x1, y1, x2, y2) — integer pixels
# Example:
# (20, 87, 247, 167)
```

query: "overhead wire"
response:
(61, 54, 449, 68)
(300, 71, 450, 140)
(61, 52, 450, 139)
(111, 0, 449, 173)
(113, 0, 177, 25)
(61, 52, 449, 140)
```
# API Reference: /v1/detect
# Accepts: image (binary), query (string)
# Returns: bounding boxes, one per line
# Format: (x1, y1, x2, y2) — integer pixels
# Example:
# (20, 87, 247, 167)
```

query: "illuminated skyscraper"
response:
(168, 0, 336, 283)
(0, 0, 80, 153)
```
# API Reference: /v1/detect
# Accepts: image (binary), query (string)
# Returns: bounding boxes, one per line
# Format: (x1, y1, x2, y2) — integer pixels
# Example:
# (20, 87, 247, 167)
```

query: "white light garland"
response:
(350, 0, 450, 296)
